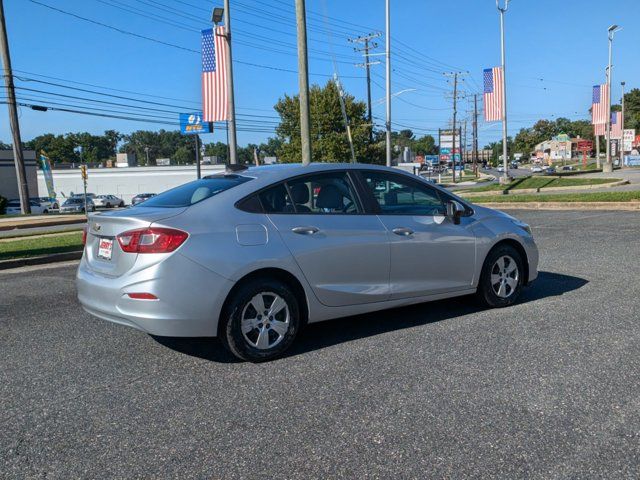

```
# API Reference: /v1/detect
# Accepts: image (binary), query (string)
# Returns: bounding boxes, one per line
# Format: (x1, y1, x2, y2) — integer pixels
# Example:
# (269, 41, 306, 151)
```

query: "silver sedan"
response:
(77, 163, 538, 362)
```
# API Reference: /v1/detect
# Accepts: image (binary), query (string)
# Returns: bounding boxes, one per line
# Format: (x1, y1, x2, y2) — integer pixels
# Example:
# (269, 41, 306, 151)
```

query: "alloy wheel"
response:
(490, 255, 519, 299)
(241, 292, 290, 350)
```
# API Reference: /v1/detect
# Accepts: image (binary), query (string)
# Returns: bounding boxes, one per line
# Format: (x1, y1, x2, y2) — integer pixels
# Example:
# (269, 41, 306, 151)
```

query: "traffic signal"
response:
(80, 165, 87, 181)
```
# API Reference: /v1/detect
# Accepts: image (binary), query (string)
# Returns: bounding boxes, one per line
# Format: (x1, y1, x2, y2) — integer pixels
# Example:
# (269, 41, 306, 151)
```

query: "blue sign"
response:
(454, 165, 464, 171)
(424, 155, 439, 165)
(440, 148, 451, 154)
(180, 112, 212, 135)
(452, 154, 461, 161)
(625, 155, 640, 166)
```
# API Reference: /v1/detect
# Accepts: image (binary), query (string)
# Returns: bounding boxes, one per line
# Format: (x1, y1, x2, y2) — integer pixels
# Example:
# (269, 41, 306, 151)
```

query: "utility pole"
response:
(595, 136, 600, 169)
(385, 0, 392, 167)
(350, 33, 381, 144)
(295, 0, 312, 165)
(444, 72, 466, 182)
(222, 0, 238, 164)
(452, 73, 458, 183)
(620, 80, 626, 167)
(496, 0, 510, 184)
(473, 94, 479, 176)
(604, 25, 621, 173)
(0, 0, 30, 214)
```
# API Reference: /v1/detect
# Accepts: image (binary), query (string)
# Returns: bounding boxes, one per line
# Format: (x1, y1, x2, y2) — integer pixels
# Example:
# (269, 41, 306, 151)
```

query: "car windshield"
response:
(7, 200, 20, 207)
(138, 175, 252, 208)
(64, 199, 82, 205)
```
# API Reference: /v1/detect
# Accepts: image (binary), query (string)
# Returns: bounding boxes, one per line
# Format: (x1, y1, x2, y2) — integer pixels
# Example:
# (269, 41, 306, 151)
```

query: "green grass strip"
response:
(466, 190, 640, 203)
(0, 232, 84, 260)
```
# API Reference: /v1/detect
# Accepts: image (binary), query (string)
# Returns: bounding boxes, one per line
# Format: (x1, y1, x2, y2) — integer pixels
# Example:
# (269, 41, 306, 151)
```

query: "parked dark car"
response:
(131, 193, 157, 206)
(545, 167, 556, 175)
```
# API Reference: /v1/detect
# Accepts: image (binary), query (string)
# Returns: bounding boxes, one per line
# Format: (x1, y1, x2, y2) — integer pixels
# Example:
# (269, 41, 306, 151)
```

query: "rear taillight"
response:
(116, 227, 188, 254)
(82, 227, 87, 245)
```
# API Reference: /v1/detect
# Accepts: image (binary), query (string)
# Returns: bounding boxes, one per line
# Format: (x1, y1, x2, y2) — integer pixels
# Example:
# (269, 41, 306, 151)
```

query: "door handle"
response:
(291, 226, 320, 235)
(392, 227, 414, 236)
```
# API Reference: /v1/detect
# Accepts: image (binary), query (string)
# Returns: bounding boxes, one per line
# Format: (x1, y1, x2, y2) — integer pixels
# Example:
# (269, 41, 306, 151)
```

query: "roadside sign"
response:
(623, 129, 636, 152)
(577, 140, 593, 151)
(440, 148, 451, 154)
(180, 112, 213, 135)
(440, 154, 451, 161)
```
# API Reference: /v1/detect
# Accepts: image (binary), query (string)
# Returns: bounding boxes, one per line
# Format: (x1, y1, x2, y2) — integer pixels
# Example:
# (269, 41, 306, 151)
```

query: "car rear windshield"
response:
(138, 175, 252, 208)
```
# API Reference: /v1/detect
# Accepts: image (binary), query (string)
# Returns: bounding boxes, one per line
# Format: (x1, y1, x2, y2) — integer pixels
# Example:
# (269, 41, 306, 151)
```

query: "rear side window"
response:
(139, 175, 252, 208)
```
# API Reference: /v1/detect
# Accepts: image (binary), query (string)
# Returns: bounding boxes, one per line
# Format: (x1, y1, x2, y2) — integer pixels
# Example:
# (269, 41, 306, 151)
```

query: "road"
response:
(2, 210, 639, 479)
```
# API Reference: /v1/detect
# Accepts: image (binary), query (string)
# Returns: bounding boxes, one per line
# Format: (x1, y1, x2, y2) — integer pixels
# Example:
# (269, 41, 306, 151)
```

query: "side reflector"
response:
(82, 227, 87, 245)
(127, 293, 158, 300)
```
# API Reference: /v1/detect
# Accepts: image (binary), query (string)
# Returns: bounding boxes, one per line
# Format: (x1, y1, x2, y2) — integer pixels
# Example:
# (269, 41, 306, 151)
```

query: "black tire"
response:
(119, 202, 124, 207)
(220, 278, 301, 362)
(43, 209, 49, 214)
(476, 244, 525, 308)
(106, 203, 111, 208)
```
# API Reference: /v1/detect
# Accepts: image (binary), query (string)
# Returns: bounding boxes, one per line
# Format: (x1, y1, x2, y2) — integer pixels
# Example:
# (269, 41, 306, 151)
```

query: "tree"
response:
(274, 80, 371, 163)
(412, 135, 437, 156)
(0, 141, 11, 150)
(120, 130, 193, 165)
(623, 88, 640, 132)
(203, 141, 228, 163)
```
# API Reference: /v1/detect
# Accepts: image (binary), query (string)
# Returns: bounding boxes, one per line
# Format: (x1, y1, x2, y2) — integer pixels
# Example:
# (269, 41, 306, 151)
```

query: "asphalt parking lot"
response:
(1, 210, 639, 479)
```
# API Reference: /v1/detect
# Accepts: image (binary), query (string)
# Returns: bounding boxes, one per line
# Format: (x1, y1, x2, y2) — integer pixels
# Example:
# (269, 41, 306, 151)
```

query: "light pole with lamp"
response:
(604, 24, 621, 173)
(620, 80, 626, 167)
(496, 0, 510, 184)
(212, 4, 238, 165)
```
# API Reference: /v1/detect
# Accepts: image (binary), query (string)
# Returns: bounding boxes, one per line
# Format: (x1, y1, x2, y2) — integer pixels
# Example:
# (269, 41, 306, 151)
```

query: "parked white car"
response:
(531, 165, 544, 173)
(4, 199, 54, 215)
(93, 195, 125, 209)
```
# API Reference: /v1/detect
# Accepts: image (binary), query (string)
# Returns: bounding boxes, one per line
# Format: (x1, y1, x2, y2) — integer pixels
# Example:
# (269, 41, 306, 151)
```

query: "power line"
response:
(28, 0, 200, 53)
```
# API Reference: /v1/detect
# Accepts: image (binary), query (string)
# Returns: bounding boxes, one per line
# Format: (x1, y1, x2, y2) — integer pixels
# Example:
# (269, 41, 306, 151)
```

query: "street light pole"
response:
(385, 0, 392, 167)
(620, 80, 626, 168)
(294, 0, 312, 166)
(0, 0, 30, 214)
(496, 0, 510, 184)
(222, 0, 238, 165)
(604, 25, 621, 173)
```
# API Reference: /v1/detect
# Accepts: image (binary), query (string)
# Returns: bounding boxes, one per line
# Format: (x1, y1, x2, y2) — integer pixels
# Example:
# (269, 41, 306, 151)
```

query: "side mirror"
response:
(446, 200, 464, 225)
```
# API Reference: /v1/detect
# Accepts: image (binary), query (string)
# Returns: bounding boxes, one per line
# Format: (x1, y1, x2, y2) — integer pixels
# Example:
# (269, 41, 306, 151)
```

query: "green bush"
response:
(0, 195, 6, 215)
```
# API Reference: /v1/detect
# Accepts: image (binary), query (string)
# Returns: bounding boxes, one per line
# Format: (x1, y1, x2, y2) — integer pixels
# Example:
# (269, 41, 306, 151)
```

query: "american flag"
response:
(594, 123, 606, 136)
(611, 111, 623, 139)
(591, 84, 609, 126)
(202, 27, 228, 122)
(483, 67, 503, 122)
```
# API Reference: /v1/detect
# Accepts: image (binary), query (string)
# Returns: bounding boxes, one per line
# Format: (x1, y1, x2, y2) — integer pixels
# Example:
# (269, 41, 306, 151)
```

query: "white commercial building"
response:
(37, 165, 225, 205)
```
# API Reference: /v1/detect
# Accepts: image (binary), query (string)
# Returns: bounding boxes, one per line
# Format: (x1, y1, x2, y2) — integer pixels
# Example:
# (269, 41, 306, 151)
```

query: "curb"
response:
(0, 251, 83, 271)
(474, 201, 640, 211)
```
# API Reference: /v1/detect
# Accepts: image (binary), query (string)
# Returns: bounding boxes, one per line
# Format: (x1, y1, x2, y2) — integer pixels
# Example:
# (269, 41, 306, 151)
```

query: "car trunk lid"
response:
(84, 207, 187, 277)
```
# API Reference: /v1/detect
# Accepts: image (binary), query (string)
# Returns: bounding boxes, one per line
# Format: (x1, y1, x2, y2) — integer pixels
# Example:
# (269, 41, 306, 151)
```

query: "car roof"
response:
(211, 162, 406, 184)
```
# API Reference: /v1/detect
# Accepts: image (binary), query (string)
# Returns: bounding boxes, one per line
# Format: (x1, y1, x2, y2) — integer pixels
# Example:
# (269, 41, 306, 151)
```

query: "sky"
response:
(1, 0, 639, 150)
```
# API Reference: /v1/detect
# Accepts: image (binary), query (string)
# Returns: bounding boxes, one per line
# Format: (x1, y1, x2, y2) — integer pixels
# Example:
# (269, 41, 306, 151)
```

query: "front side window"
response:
(362, 171, 445, 216)
(287, 172, 361, 214)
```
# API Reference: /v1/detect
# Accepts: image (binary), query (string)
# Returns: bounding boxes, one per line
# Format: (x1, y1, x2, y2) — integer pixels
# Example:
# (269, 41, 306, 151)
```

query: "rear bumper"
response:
(76, 252, 234, 337)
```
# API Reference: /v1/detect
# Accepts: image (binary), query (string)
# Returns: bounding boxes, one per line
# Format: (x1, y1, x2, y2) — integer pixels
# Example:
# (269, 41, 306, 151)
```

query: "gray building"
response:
(0, 150, 38, 201)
